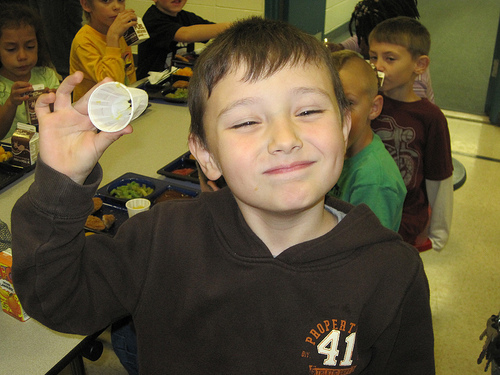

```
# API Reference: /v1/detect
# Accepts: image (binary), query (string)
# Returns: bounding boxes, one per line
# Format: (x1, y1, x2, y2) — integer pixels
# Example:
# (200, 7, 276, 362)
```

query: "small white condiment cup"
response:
(126, 198, 151, 218)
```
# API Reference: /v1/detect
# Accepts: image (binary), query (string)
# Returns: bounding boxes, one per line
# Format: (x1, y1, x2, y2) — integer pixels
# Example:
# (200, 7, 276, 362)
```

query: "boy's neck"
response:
(383, 77, 421, 102)
(346, 126, 373, 158)
(235, 198, 338, 257)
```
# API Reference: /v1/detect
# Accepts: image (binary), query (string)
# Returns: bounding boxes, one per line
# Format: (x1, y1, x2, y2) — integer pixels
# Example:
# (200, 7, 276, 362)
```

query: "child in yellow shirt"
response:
(70, 0, 137, 101)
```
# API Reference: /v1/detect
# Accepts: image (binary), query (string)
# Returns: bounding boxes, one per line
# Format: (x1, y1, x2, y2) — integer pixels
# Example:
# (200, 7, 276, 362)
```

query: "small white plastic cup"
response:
(88, 82, 148, 132)
(126, 198, 151, 218)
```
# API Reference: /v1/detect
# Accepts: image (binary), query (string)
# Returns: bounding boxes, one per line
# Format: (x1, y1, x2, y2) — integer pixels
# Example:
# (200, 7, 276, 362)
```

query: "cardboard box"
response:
(124, 17, 149, 46)
(11, 123, 39, 167)
(0, 249, 30, 322)
(24, 84, 45, 126)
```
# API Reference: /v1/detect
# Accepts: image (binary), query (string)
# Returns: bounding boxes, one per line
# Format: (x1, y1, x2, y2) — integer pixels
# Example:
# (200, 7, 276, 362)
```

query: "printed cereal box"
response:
(0, 249, 30, 321)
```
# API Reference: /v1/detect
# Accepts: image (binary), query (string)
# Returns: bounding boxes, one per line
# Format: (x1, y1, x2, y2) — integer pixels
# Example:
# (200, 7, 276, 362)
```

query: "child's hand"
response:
(9, 82, 33, 106)
(35, 72, 133, 185)
(107, 9, 137, 46)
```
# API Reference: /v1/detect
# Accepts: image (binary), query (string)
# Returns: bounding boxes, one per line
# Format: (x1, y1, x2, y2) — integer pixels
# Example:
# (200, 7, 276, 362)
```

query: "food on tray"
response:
(85, 213, 116, 232)
(175, 67, 193, 76)
(175, 54, 189, 62)
(102, 214, 116, 229)
(85, 215, 106, 231)
(172, 80, 189, 88)
(165, 88, 188, 99)
(0, 146, 13, 162)
(92, 197, 103, 213)
(154, 190, 192, 204)
(172, 167, 195, 176)
(110, 181, 154, 199)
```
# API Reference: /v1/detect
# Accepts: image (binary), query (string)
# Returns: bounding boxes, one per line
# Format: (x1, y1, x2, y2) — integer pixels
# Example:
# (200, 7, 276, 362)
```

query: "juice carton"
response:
(124, 17, 150, 46)
(11, 123, 39, 167)
(24, 84, 45, 127)
(0, 249, 30, 322)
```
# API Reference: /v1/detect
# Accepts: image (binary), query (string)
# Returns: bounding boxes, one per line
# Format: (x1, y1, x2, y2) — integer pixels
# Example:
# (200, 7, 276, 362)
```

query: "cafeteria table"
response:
(0, 99, 192, 374)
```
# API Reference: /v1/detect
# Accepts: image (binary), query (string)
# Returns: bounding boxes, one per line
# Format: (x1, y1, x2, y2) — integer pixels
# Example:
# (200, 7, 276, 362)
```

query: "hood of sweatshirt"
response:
(200, 188, 403, 267)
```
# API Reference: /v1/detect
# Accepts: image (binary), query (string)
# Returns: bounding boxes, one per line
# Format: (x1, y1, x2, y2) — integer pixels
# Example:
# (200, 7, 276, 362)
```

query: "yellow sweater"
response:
(70, 24, 136, 102)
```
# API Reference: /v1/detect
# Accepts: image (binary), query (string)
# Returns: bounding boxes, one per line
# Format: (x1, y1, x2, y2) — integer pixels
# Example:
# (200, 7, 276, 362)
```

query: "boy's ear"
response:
(342, 110, 352, 150)
(414, 55, 430, 75)
(369, 94, 384, 120)
(80, 0, 91, 13)
(188, 135, 223, 181)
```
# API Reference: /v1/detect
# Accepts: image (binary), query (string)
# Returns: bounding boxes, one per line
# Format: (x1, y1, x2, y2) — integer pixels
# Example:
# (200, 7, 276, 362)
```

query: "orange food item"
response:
(172, 167, 194, 176)
(175, 67, 193, 76)
(85, 215, 106, 231)
(92, 197, 103, 213)
(172, 80, 189, 88)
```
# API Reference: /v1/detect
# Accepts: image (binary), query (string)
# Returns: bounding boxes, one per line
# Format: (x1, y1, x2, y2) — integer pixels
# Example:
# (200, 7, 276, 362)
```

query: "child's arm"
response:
(36, 72, 132, 184)
(173, 22, 231, 44)
(426, 177, 454, 250)
(0, 82, 33, 139)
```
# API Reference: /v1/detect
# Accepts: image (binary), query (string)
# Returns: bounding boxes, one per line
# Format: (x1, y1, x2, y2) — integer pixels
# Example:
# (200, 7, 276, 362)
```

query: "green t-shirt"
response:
(330, 133, 407, 232)
(0, 67, 60, 140)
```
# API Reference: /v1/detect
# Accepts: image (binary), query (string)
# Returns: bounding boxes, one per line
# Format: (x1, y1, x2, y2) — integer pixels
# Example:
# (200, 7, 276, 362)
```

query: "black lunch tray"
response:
(142, 80, 188, 104)
(156, 151, 199, 184)
(95, 172, 200, 206)
(0, 144, 35, 192)
(89, 173, 201, 235)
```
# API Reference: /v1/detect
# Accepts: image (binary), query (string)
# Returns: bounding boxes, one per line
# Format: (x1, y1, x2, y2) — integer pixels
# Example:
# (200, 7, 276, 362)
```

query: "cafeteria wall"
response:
(324, 0, 358, 35)
(127, 0, 354, 36)
(126, 0, 265, 22)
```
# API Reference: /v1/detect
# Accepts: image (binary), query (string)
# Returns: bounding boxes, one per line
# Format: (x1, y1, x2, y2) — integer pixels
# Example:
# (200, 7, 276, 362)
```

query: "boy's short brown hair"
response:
(188, 17, 349, 147)
(368, 16, 430, 58)
(331, 50, 380, 95)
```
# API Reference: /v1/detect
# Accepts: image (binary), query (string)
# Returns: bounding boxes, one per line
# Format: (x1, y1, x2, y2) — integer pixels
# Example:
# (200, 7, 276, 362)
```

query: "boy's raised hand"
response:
(35, 72, 132, 185)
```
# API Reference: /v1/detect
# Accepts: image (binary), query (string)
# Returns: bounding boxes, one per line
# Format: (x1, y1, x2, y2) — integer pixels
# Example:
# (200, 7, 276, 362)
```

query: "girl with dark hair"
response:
(0, 3, 59, 139)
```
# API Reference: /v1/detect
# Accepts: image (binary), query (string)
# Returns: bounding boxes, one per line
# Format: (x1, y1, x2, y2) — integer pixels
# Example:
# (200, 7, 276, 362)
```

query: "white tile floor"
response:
(68, 112, 500, 374)
(422, 111, 500, 374)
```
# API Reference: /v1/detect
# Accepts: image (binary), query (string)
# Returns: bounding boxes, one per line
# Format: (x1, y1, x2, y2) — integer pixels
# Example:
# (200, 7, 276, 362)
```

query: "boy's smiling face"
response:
(191, 62, 350, 218)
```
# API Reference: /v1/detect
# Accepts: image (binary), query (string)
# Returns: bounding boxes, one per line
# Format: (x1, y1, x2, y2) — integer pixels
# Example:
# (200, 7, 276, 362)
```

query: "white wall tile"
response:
(324, 0, 357, 34)
(216, 0, 264, 12)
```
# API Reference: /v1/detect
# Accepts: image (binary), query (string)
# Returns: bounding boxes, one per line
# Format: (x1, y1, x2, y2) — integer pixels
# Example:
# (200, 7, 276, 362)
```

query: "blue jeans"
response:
(111, 316, 139, 375)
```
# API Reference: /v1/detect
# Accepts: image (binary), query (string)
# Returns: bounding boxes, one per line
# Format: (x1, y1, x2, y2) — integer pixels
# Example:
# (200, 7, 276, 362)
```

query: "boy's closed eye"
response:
(297, 109, 325, 117)
(231, 120, 260, 129)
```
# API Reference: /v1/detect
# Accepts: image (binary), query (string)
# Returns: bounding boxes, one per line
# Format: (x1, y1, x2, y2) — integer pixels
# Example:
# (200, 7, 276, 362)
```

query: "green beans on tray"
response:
(110, 181, 154, 199)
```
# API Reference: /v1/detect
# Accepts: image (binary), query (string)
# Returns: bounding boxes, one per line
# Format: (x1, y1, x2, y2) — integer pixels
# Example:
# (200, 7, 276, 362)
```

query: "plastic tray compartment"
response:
(96, 172, 173, 206)
(152, 182, 199, 205)
(157, 151, 199, 184)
